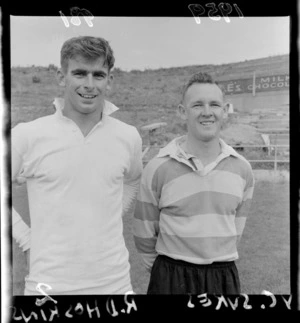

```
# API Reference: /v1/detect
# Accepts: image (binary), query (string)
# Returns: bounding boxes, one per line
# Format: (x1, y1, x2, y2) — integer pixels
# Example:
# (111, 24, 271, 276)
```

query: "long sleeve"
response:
(122, 129, 143, 217)
(11, 124, 31, 251)
(12, 208, 30, 251)
(235, 166, 255, 243)
(133, 161, 161, 272)
(123, 180, 140, 217)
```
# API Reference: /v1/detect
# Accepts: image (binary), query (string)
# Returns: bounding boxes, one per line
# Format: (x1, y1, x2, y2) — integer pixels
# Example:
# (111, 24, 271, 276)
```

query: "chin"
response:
(78, 106, 97, 114)
(200, 137, 214, 143)
(196, 133, 218, 142)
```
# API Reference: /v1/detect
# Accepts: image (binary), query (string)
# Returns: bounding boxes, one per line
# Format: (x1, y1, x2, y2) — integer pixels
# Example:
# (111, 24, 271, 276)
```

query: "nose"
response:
(84, 74, 95, 89)
(201, 104, 212, 115)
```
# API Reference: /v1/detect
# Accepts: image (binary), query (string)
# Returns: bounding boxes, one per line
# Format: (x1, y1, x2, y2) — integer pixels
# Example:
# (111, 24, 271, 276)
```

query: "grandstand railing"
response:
(142, 144, 289, 171)
(231, 144, 289, 171)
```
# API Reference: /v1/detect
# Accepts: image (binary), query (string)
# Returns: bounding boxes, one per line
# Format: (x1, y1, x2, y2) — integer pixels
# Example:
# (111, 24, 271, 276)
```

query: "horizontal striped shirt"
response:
(133, 136, 254, 271)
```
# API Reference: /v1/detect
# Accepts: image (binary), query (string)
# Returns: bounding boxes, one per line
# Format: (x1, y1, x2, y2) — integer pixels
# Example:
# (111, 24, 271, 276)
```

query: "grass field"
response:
(12, 179, 290, 295)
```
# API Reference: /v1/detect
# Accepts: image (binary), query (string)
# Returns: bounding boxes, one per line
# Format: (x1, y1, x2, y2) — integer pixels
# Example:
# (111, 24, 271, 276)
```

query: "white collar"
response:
(157, 135, 240, 159)
(53, 98, 119, 115)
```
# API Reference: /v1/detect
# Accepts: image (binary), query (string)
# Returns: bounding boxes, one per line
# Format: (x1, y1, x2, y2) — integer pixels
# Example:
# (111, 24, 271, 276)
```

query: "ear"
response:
(106, 73, 114, 91)
(57, 69, 66, 87)
(177, 104, 187, 121)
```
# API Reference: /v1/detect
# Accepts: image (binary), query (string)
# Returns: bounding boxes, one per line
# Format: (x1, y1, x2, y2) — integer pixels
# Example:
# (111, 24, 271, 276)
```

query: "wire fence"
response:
(142, 144, 289, 171)
(231, 144, 289, 171)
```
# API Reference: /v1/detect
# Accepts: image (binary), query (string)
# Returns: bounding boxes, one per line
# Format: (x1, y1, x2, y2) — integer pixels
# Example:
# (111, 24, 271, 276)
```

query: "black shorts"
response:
(147, 255, 241, 295)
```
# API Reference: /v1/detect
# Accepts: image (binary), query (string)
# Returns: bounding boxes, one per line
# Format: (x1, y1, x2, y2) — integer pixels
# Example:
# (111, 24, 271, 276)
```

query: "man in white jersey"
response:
(12, 36, 143, 295)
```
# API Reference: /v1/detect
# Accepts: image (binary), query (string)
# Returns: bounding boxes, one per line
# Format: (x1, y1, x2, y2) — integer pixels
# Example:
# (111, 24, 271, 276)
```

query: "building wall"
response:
(218, 74, 289, 113)
(226, 90, 289, 113)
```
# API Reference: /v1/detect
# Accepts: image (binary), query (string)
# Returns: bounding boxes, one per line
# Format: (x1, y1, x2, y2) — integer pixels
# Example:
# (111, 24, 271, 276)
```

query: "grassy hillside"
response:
(11, 54, 289, 147)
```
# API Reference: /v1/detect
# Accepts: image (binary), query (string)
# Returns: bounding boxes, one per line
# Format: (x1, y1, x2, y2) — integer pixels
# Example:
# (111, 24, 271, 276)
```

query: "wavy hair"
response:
(60, 36, 115, 72)
(181, 72, 225, 103)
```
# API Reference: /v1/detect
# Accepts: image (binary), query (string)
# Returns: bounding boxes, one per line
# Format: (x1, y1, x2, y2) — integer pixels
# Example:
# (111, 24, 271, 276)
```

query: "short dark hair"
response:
(60, 36, 115, 73)
(181, 72, 225, 103)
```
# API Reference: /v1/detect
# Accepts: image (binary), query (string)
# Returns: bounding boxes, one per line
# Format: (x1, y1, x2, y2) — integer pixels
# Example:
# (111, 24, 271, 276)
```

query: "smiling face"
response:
(58, 55, 113, 117)
(178, 82, 228, 144)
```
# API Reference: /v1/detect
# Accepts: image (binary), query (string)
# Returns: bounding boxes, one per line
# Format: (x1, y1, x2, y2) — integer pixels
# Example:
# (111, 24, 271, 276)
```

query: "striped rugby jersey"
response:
(133, 136, 254, 271)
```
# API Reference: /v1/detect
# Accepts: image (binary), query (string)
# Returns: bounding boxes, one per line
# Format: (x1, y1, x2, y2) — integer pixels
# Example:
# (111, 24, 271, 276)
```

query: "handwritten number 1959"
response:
(188, 3, 244, 24)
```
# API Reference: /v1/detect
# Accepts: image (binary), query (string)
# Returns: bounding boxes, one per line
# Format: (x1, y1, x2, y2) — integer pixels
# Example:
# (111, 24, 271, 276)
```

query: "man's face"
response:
(58, 56, 113, 116)
(179, 83, 228, 143)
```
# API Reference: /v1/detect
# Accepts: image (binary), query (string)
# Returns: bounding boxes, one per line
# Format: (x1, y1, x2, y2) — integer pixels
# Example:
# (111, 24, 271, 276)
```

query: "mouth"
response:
(78, 93, 97, 99)
(199, 121, 215, 126)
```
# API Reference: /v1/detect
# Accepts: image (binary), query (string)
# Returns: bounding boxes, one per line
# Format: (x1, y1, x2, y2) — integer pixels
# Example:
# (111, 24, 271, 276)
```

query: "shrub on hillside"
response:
(48, 64, 58, 71)
(32, 75, 41, 83)
(112, 67, 123, 74)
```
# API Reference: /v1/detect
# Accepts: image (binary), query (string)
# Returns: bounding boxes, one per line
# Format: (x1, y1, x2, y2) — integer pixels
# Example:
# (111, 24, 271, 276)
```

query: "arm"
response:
(122, 179, 140, 217)
(122, 130, 143, 217)
(235, 167, 255, 243)
(12, 208, 30, 252)
(133, 162, 160, 272)
(11, 128, 31, 253)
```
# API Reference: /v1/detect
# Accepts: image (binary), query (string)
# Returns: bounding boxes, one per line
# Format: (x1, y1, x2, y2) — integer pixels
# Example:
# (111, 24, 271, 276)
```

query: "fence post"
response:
(274, 145, 277, 171)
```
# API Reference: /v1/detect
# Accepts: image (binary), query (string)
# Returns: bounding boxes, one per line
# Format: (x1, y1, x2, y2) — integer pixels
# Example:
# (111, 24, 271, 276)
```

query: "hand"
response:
(24, 249, 30, 272)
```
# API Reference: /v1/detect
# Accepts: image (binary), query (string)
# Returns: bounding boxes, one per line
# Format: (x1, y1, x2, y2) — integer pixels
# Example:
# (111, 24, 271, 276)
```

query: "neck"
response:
(183, 135, 221, 164)
(62, 105, 103, 136)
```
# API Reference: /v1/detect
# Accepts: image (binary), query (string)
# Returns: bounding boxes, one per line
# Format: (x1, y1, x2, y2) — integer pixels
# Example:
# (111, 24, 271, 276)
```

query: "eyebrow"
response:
(71, 69, 107, 76)
(192, 99, 222, 104)
(190, 100, 221, 105)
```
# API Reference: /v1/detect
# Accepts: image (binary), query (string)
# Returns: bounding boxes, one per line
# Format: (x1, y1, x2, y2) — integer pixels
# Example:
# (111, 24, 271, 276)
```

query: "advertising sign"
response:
(219, 74, 289, 95)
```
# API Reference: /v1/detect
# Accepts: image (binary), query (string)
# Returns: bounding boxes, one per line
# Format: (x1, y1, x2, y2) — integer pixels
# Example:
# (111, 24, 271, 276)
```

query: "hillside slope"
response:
(11, 54, 289, 146)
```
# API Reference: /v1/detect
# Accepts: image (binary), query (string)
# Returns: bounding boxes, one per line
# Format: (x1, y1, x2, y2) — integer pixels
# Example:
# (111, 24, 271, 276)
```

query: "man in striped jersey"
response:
(133, 72, 255, 294)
